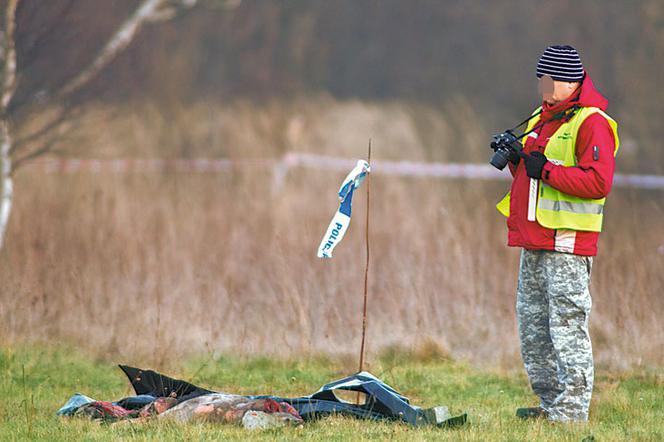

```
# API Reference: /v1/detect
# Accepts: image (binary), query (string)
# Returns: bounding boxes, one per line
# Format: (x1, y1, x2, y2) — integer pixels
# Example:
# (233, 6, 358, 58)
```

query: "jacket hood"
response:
(576, 72, 608, 110)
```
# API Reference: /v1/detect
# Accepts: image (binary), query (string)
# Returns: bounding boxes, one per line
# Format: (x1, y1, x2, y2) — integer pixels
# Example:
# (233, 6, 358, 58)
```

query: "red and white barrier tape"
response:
(23, 153, 664, 190)
(24, 158, 273, 173)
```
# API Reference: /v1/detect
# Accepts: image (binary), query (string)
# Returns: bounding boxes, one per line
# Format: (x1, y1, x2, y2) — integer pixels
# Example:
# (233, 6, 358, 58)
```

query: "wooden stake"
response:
(358, 139, 371, 374)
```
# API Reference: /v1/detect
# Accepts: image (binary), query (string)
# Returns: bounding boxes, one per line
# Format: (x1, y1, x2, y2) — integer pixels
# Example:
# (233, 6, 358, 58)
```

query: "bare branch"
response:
(199, 0, 241, 10)
(11, 111, 80, 171)
(11, 103, 75, 154)
(10, 0, 199, 165)
(1, 0, 19, 112)
(11, 138, 58, 171)
(57, 0, 197, 99)
(146, 6, 178, 23)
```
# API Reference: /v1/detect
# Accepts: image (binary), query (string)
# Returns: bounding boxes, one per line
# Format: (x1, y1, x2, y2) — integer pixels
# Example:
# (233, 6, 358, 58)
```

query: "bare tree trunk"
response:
(0, 0, 19, 249)
(0, 118, 12, 249)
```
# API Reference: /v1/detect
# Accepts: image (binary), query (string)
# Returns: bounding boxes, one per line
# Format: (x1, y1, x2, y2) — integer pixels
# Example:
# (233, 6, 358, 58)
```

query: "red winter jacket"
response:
(505, 74, 617, 256)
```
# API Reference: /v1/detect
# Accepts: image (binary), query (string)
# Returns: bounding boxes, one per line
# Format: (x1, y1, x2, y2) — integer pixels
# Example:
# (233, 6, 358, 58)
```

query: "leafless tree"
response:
(0, 0, 19, 250)
(0, 0, 203, 248)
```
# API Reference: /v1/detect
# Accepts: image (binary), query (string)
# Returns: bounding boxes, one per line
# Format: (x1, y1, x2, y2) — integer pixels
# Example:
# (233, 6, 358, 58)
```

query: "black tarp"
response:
(119, 365, 466, 427)
(119, 365, 213, 404)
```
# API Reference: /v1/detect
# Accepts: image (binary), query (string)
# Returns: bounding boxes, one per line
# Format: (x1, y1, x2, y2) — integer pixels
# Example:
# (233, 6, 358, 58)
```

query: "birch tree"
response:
(0, 0, 203, 249)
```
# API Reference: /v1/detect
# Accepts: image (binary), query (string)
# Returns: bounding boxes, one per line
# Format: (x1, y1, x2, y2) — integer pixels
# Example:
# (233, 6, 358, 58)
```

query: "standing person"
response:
(494, 45, 619, 422)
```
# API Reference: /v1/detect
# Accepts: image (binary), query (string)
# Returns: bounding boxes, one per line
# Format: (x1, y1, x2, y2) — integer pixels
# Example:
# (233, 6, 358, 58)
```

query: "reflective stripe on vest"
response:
(496, 106, 619, 232)
(538, 199, 604, 215)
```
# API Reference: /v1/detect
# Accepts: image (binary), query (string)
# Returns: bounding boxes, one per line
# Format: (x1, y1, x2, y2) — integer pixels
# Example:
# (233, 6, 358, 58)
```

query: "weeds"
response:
(0, 100, 662, 370)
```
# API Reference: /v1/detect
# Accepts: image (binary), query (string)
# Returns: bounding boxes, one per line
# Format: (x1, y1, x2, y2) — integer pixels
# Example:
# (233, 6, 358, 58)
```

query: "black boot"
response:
(516, 407, 547, 419)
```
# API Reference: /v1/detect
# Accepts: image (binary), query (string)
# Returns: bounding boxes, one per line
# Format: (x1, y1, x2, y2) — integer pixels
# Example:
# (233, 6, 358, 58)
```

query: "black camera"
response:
(489, 130, 522, 170)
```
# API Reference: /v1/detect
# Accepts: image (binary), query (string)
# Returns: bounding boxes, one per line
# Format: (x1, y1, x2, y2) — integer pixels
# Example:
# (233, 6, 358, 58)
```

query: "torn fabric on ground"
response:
(58, 365, 466, 429)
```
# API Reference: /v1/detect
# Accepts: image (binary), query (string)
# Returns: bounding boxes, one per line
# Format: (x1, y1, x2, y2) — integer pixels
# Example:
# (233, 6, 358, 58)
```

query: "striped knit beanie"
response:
(536, 45, 585, 82)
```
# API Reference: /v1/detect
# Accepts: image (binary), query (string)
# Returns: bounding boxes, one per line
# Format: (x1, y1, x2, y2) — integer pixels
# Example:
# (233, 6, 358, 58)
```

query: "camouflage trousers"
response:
(516, 249, 594, 422)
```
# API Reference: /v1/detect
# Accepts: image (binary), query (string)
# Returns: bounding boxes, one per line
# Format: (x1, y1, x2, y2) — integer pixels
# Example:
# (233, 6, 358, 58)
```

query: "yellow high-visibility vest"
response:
(496, 106, 619, 232)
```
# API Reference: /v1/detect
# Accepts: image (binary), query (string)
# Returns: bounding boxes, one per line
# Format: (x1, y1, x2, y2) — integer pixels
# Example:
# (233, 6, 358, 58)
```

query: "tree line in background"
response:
(1, 0, 662, 366)
(6, 0, 664, 165)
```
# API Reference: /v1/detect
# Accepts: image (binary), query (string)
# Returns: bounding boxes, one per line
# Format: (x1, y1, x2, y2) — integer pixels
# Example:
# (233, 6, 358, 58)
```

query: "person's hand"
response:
(520, 151, 548, 179)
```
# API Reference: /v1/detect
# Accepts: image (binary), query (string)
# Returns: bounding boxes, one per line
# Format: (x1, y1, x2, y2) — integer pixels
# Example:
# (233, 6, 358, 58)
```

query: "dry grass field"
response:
(1, 100, 662, 371)
(3, 3, 664, 438)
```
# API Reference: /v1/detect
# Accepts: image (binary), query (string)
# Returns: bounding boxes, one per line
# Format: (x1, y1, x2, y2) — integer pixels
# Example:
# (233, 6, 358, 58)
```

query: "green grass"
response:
(0, 346, 662, 441)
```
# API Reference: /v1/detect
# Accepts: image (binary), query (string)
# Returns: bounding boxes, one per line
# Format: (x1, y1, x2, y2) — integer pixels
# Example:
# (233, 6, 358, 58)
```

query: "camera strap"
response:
(514, 105, 580, 142)
(509, 108, 543, 133)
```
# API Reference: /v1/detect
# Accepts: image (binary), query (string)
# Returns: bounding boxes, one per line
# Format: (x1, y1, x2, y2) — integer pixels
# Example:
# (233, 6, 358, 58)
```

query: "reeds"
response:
(0, 99, 661, 370)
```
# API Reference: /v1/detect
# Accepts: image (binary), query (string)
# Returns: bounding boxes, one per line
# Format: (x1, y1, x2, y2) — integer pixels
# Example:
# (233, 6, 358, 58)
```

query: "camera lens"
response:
(490, 148, 509, 170)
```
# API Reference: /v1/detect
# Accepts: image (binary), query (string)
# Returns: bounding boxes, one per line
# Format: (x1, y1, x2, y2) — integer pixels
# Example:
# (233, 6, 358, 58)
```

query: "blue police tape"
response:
(317, 160, 370, 258)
